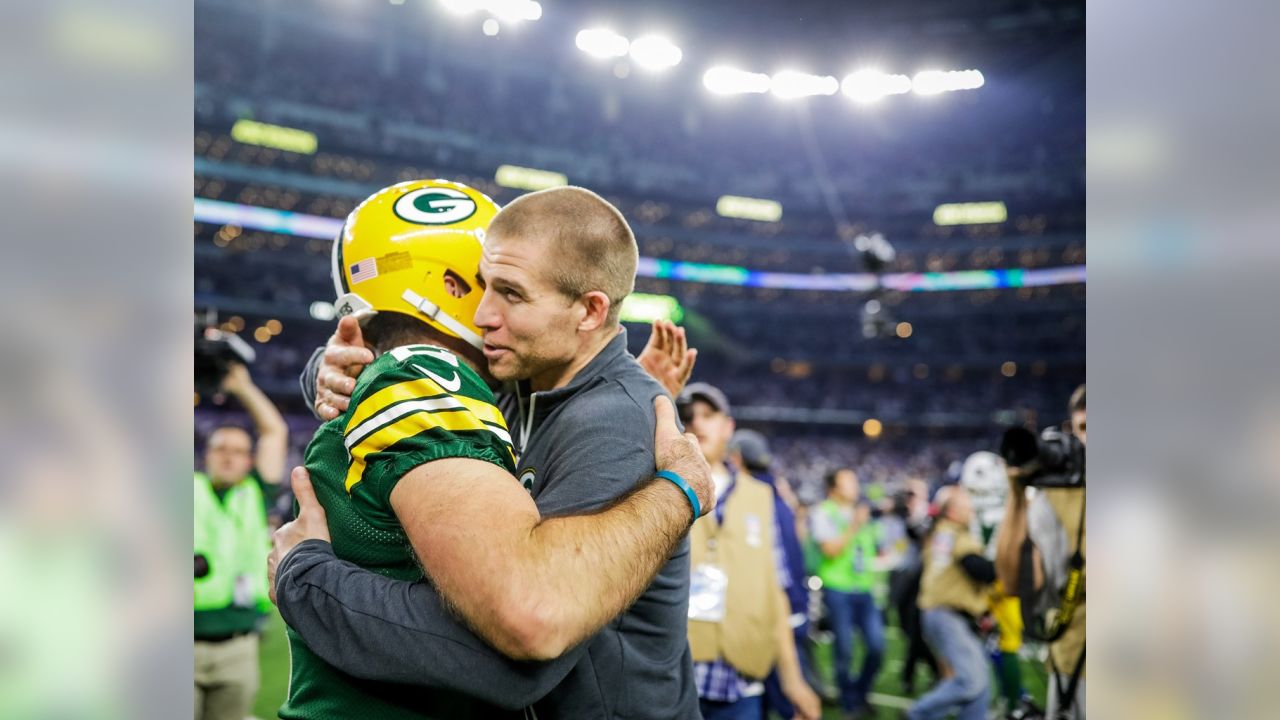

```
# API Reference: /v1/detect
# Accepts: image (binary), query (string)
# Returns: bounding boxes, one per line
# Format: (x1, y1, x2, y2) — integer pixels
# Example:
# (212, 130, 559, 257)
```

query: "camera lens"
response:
(999, 427, 1039, 467)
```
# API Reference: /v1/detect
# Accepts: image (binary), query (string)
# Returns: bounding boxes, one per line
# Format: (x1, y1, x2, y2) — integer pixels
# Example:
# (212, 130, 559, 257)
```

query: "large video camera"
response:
(195, 319, 256, 397)
(999, 425, 1085, 488)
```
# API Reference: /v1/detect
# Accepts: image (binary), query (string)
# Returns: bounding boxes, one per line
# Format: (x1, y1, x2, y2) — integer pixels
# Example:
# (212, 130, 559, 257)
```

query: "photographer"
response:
(995, 385, 1086, 720)
(194, 361, 288, 720)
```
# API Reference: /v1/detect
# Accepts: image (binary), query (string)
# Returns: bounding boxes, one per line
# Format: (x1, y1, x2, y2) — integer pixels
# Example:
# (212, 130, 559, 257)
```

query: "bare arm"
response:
(819, 514, 858, 559)
(994, 472, 1043, 593)
(391, 396, 712, 661)
(222, 363, 288, 484)
(772, 589, 820, 720)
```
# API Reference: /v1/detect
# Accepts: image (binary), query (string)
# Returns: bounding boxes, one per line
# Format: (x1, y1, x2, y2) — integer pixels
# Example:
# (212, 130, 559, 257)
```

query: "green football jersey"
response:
(280, 344, 519, 720)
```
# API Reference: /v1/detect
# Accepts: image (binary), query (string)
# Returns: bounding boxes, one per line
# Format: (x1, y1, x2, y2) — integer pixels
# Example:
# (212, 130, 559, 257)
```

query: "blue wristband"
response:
(656, 470, 701, 519)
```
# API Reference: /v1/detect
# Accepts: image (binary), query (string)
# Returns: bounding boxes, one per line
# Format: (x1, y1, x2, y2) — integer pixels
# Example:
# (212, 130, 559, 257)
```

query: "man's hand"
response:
(315, 316, 374, 420)
(219, 362, 253, 396)
(652, 395, 713, 518)
(783, 677, 821, 720)
(268, 466, 331, 604)
(637, 320, 697, 397)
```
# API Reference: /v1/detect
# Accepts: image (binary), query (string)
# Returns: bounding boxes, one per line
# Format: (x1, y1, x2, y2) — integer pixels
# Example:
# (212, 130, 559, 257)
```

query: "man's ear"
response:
(577, 291, 611, 333)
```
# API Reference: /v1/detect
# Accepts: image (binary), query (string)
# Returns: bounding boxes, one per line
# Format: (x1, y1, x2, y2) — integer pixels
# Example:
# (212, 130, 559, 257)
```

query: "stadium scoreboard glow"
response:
(620, 293, 684, 323)
(716, 195, 783, 222)
(932, 201, 1008, 226)
(495, 164, 569, 191)
(230, 119, 318, 155)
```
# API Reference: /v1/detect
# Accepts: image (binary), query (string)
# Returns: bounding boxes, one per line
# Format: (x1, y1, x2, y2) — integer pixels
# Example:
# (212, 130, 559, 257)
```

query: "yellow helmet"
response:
(332, 179, 499, 351)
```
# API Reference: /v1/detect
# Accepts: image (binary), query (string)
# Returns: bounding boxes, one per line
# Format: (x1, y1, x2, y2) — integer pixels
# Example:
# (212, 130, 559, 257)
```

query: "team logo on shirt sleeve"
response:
(519, 467, 537, 494)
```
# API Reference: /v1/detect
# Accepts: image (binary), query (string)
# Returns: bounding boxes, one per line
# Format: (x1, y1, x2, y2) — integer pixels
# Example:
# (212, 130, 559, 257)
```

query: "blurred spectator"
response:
(194, 363, 287, 720)
(811, 468, 886, 718)
(678, 383, 820, 720)
(728, 428, 822, 716)
(908, 486, 996, 720)
(885, 477, 939, 695)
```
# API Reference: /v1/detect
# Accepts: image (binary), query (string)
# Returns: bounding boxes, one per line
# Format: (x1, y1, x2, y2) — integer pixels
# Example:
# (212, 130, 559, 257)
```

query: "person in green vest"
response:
(811, 467, 886, 719)
(194, 361, 288, 720)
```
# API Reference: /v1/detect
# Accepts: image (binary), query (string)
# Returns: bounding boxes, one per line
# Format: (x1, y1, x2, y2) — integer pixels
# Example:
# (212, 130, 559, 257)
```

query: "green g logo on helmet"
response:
(393, 187, 478, 225)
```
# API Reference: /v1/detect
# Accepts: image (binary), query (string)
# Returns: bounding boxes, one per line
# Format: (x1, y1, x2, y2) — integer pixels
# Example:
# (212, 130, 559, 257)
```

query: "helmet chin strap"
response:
(401, 289, 485, 352)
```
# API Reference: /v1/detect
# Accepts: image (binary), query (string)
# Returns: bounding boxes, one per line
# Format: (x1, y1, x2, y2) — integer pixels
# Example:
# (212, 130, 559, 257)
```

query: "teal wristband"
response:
(656, 470, 701, 519)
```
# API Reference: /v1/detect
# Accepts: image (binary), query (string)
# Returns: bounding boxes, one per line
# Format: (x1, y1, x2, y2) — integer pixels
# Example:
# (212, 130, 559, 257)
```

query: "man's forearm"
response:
(995, 486, 1028, 591)
(517, 477, 692, 656)
(276, 540, 578, 709)
(232, 380, 288, 482)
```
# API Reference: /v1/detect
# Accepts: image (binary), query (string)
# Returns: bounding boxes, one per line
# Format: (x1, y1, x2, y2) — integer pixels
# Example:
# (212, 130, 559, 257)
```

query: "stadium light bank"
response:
(705, 65, 984, 101)
(577, 28, 681, 69)
(437, 0, 542, 22)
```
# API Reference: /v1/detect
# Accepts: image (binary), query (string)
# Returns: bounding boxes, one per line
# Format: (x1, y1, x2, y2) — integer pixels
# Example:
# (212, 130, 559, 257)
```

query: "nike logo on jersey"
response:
(415, 363, 461, 392)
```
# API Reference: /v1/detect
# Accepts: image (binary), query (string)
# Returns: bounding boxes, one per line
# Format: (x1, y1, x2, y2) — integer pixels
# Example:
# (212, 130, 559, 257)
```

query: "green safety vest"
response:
(815, 499, 879, 593)
(194, 471, 271, 612)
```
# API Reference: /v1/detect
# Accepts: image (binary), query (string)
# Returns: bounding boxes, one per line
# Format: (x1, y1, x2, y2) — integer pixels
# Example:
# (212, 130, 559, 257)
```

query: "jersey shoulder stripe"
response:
(342, 344, 515, 493)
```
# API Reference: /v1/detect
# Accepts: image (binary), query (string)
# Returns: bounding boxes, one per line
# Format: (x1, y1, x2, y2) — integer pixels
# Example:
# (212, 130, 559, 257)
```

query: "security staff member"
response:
(195, 362, 287, 720)
(680, 383, 820, 720)
(908, 485, 996, 720)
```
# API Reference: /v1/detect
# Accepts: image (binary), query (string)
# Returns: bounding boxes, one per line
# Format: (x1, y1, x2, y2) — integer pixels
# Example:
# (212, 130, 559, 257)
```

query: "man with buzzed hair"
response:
(273, 184, 708, 718)
(485, 185, 637, 327)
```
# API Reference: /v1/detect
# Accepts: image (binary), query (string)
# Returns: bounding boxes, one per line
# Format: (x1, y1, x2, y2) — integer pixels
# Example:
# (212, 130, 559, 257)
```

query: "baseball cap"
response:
(677, 382, 731, 416)
(729, 429, 771, 473)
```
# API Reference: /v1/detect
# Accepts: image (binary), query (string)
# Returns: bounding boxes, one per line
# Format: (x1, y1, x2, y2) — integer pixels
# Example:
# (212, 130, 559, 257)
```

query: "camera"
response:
(999, 425, 1085, 488)
(195, 321, 256, 397)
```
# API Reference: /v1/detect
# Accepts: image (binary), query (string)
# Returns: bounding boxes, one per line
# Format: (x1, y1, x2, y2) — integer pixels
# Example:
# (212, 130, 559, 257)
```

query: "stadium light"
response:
(862, 418, 884, 438)
(911, 69, 985, 95)
(230, 119, 317, 154)
(841, 70, 912, 103)
(437, 0, 540, 21)
(620, 293, 684, 324)
(716, 195, 782, 222)
(310, 301, 336, 321)
(933, 201, 1008, 226)
(770, 71, 838, 99)
(495, 164, 568, 191)
(628, 35, 682, 70)
(437, 0, 476, 15)
(575, 28, 630, 59)
(702, 66, 771, 95)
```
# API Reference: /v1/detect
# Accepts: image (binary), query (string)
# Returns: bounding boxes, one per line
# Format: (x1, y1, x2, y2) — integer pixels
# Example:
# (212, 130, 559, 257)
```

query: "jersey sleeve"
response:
(341, 345, 518, 530)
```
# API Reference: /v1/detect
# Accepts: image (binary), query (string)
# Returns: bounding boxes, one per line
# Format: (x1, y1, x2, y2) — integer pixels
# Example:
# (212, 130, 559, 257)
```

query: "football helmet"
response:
(331, 179, 499, 351)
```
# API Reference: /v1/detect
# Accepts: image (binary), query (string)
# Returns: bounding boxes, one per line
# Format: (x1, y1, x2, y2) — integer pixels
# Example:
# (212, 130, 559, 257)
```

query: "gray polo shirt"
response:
(281, 329, 698, 719)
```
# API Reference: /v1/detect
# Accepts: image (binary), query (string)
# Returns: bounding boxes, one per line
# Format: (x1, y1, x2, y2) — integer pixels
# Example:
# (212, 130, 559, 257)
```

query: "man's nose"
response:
(474, 290, 499, 330)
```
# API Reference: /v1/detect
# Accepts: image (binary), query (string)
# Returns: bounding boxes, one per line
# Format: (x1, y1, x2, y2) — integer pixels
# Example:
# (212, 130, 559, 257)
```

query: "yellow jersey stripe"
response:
(346, 376, 508, 435)
(344, 406, 514, 492)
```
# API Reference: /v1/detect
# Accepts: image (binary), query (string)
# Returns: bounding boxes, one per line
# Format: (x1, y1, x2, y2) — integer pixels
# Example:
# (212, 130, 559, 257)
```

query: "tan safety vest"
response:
(1044, 488, 1085, 676)
(687, 471, 782, 679)
(918, 518, 990, 618)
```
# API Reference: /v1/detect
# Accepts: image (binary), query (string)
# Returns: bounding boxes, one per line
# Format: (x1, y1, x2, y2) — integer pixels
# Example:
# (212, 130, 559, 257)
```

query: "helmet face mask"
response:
(331, 180, 500, 352)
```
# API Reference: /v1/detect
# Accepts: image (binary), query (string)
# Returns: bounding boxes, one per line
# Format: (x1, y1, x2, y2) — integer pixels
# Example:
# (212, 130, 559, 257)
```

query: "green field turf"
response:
(253, 609, 1048, 720)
